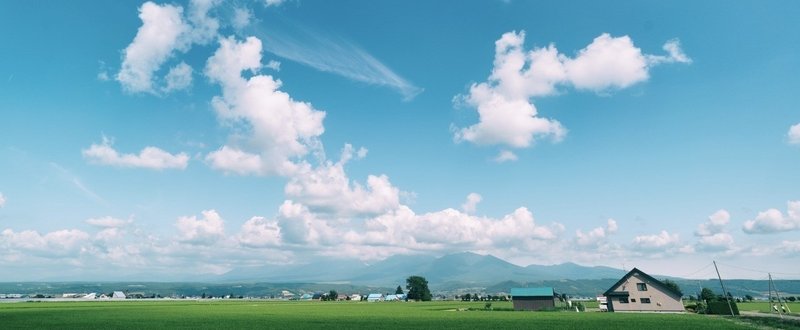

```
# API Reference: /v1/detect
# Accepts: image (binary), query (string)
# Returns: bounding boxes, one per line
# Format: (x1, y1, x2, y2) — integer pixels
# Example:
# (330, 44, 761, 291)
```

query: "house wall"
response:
(607, 273, 684, 312)
(512, 297, 555, 311)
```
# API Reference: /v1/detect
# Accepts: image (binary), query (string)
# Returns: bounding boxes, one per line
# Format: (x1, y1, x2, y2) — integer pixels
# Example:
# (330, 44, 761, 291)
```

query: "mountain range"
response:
(220, 252, 627, 288)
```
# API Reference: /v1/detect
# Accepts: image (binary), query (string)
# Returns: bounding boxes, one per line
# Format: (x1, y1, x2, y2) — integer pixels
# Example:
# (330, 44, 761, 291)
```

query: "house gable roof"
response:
(603, 267, 681, 297)
(510, 287, 554, 297)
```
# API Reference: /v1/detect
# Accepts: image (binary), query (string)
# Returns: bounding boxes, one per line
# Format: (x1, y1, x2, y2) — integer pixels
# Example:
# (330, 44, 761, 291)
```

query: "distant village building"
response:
(510, 287, 556, 311)
(83, 293, 97, 299)
(603, 267, 684, 312)
(112, 291, 126, 299)
(367, 293, 385, 302)
(350, 294, 362, 301)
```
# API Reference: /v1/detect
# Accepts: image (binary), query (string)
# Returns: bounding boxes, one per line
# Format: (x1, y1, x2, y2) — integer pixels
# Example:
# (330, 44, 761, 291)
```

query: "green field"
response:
(737, 302, 799, 315)
(0, 300, 758, 329)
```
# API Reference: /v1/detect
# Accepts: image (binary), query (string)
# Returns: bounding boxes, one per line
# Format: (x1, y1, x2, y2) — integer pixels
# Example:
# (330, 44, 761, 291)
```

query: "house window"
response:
(637, 283, 648, 291)
(619, 297, 629, 304)
(631, 299, 636, 302)
(641, 298, 651, 304)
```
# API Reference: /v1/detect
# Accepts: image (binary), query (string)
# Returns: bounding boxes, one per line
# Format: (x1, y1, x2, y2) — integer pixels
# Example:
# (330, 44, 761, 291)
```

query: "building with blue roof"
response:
(510, 287, 555, 311)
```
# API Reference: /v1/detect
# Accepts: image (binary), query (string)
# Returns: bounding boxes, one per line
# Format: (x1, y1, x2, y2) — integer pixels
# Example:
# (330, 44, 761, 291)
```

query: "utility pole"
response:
(770, 273, 784, 319)
(713, 261, 735, 317)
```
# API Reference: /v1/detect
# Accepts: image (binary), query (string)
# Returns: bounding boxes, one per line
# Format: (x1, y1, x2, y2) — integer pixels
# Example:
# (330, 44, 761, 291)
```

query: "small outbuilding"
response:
(112, 291, 126, 299)
(510, 287, 555, 311)
(603, 267, 684, 312)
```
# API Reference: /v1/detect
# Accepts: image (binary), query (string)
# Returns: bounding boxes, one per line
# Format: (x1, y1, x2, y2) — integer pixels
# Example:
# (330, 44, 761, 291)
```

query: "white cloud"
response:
(186, 0, 220, 46)
(788, 123, 800, 145)
(0, 192, 5, 208)
(646, 39, 692, 65)
(86, 216, 130, 228)
(284, 144, 399, 217)
(266, 60, 281, 71)
(361, 205, 563, 254)
(493, 150, 518, 163)
(695, 209, 730, 236)
(276, 200, 339, 245)
(237, 216, 282, 248)
(231, 7, 252, 30)
(461, 193, 482, 214)
(1, 229, 90, 258)
(205, 146, 265, 175)
(265, 0, 286, 7)
(575, 219, 617, 247)
(83, 137, 189, 170)
(204, 36, 326, 176)
(780, 240, 800, 254)
(632, 230, 680, 250)
(163, 62, 193, 92)
(693, 209, 735, 252)
(116, 2, 190, 93)
(696, 233, 734, 252)
(455, 31, 689, 149)
(176, 210, 226, 245)
(743, 201, 800, 234)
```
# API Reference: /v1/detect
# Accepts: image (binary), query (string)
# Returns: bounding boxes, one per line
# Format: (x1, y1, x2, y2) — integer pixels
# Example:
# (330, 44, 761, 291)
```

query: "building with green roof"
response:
(510, 287, 555, 311)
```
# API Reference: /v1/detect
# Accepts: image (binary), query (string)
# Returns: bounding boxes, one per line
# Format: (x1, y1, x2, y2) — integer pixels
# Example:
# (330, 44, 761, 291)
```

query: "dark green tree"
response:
(744, 295, 754, 301)
(406, 275, 432, 301)
(395, 286, 404, 295)
(463, 293, 471, 301)
(662, 279, 683, 297)
(328, 290, 338, 301)
(700, 288, 716, 302)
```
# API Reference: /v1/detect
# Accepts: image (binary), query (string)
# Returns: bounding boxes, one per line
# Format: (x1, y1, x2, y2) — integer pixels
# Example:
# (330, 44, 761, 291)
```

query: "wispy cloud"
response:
(252, 21, 422, 100)
(49, 163, 106, 204)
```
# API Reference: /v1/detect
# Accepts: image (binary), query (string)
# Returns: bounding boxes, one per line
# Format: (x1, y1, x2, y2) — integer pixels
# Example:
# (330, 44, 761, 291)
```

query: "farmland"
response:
(0, 300, 756, 329)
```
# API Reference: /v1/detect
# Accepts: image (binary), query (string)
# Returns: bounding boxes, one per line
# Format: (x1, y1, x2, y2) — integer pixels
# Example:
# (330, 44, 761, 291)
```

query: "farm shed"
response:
(603, 267, 684, 312)
(510, 287, 555, 311)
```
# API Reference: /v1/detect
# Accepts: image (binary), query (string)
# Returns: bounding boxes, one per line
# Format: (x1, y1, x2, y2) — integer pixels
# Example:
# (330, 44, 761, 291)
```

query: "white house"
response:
(112, 291, 126, 299)
(603, 267, 684, 312)
(367, 293, 384, 302)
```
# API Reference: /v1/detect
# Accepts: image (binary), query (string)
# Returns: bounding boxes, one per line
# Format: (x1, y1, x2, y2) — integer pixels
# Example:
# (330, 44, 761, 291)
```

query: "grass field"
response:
(0, 300, 758, 329)
(737, 302, 799, 315)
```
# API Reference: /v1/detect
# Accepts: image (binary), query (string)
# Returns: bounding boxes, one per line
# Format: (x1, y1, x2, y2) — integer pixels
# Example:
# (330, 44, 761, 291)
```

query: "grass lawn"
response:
(0, 300, 755, 329)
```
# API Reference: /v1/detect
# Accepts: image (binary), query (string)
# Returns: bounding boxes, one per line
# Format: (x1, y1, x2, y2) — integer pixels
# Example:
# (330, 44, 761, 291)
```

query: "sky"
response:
(0, 0, 799, 281)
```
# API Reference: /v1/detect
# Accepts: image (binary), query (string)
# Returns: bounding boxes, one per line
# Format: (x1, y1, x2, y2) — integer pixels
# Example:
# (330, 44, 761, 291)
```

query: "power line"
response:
(715, 261, 800, 277)
(679, 262, 715, 279)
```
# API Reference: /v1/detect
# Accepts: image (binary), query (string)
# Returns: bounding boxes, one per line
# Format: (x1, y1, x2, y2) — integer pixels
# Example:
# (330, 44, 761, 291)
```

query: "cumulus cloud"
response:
(575, 219, 618, 247)
(116, 2, 190, 93)
(85, 216, 131, 228)
(266, 60, 281, 71)
(1, 229, 90, 258)
(237, 216, 282, 248)
(461, 193, 482, 214)
(231, 7, 252, 30)
(176, 210, 226, 245)
(265, 0, 286, 7)
(743, 201, 800, 234)
(694, 209, 735, 252)
(284, 144, 399, 217)
(204, 36, 326, 176)
(163, 62, 193, 92)
(696, 233, 735, 252)
(493, 150, 518, 163)
(789, 123, 800, 145)
(361, 205, 563, 254)
(82, 137, 189, 170)
(695, 209, 730, 236)
(0, 192, 5, 208)
(632, 230, 681, 250)
(455, 31, 689, 149)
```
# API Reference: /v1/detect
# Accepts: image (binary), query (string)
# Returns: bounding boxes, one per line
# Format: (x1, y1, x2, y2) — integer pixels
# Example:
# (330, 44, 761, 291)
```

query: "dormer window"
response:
(637, 283, 648, 291)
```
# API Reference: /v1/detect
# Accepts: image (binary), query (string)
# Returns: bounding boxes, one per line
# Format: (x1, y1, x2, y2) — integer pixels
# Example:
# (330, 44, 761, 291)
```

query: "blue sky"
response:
(0, 0, 799, 281)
